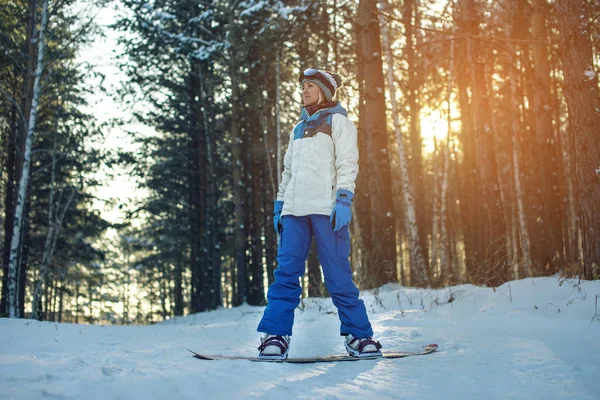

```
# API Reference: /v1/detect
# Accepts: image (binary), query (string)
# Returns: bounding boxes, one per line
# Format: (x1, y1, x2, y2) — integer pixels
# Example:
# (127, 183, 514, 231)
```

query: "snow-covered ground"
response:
(1, 277, 599, 400)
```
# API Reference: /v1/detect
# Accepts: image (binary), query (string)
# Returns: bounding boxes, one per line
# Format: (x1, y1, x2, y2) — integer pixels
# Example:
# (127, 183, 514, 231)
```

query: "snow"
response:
(188, 10, 213, 24)
(191, 42, 222, 61)
(154, 11, 175, 21)
(239, 1, 268, 17)
(278, 6, 298, 19)
(1, 277, 599, 399)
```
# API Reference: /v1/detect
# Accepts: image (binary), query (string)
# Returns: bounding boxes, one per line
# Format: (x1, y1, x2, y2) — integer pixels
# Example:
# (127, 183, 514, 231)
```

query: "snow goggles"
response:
(303, 67, 319, 77)
(299, 67, 336, 96)
(299, 67, 321, 83)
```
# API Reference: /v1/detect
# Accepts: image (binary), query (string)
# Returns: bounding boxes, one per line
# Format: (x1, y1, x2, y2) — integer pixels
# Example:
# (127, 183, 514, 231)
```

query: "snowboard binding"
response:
(344, 335, 383, 358)
(258, 334, 291, 360)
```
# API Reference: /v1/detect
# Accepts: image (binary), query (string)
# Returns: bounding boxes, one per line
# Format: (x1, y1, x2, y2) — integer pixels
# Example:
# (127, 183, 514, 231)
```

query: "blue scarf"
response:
(293, 102, 348, 140)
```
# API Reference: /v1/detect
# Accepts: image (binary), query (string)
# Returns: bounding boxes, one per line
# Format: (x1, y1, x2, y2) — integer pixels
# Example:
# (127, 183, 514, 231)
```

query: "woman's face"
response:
(302, 81, 323, 107)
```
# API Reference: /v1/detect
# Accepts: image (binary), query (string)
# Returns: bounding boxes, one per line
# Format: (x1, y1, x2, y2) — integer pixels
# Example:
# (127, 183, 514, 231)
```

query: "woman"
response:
(256, 68, 381, 360)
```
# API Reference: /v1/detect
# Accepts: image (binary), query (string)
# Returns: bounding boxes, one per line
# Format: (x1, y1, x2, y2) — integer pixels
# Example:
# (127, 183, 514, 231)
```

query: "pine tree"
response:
(556, 0, 600, 279)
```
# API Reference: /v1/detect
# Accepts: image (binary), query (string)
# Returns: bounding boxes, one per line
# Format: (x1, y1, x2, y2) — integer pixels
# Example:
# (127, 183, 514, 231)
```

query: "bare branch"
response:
(377, 10, 544, 44)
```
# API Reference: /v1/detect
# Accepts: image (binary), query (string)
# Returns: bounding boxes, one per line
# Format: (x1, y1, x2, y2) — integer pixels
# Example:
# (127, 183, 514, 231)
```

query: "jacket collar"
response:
(300, 102, 347, 122)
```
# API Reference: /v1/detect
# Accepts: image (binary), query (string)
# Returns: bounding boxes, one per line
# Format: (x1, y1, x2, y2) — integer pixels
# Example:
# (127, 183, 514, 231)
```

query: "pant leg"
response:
(311, 215, 374, 338)
(257, 215, 312, 336)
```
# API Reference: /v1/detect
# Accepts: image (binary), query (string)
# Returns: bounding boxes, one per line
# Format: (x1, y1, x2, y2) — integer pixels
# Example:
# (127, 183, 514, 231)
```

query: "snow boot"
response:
(344, 334, 382, 357)
(258, 334, 291, 360)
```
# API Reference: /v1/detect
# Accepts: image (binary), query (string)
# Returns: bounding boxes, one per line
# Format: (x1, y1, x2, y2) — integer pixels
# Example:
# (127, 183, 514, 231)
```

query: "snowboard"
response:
(188, 344, 438, 364)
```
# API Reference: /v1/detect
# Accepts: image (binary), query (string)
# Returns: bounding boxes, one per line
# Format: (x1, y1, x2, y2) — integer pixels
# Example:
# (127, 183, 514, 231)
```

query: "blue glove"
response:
(330, 189, 353, 231)
(273, 200, 284, 232)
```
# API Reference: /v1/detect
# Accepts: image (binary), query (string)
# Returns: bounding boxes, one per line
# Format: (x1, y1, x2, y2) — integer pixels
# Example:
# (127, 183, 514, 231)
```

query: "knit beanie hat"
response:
(299, 68, 344, 102)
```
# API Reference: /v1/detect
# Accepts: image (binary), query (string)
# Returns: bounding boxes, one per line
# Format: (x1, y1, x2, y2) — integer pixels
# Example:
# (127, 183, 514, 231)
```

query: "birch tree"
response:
(6, 0, 49, 318)
(506, 5, 533, 279)
(378, 0, 428, 286)
(403, 0, 429, 279)
(508, 59, 533, 279)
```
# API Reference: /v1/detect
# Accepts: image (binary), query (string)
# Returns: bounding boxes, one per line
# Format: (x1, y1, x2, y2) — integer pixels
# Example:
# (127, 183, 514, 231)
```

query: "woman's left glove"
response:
(330, 189, 353, 231)
(273, 200, 284, 232)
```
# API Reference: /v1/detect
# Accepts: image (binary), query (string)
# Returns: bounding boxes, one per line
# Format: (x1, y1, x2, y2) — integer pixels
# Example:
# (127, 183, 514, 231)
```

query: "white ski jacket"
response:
(277, 105, 359, 217)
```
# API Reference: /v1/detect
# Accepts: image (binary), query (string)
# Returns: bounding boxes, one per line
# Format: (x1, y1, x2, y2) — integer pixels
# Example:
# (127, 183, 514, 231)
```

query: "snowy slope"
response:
(1, 277, 599, 400)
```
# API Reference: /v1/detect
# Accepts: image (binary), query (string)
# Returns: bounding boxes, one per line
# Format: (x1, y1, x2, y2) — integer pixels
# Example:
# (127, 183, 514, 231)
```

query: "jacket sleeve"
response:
(332, 114, 359, 194)
(276, 129, 295, 201)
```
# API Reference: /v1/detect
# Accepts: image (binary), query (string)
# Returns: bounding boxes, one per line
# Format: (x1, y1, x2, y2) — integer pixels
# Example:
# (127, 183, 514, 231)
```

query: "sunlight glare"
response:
(420, 107, 448, 154)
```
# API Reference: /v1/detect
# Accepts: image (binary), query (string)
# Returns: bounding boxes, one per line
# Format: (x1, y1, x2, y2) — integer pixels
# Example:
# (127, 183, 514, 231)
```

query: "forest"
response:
(1, 0, 599, 324)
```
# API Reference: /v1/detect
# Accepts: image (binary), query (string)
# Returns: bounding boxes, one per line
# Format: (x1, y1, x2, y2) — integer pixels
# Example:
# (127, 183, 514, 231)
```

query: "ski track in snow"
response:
(1, 277, 599, 399)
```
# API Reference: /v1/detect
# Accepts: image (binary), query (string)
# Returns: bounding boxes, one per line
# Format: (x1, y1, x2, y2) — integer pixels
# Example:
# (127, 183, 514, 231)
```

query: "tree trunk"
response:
(404, 0, 429, 280)
(461, 0, 509, 285)
(505, 9, 533, 278)
(275, 52, 282, 189)
(31, 122, 75, 319)
(74, 284, 79, 324)
(1, 64, 20, 318)
(354, 8, 371, 283)
(195, 61, 219, 311)
(248, 90, 266, 306)
(509, 61, 533, 278)
(264, 64, 278, 287)
(200, 63, 221, 309)
(174, 259, 183, 316)
(307, 240, 324, 297)
(43, 276, 50, 320)
(430, 141, 441, 280)
(355, 0, 398, 287)
(528, 0, 564, 272)
(160, 264, 168, 320)
(229, 8, 247, 305)
(58, 282, 64, 322)
(454, 14, 478, 282)
(378, 0, 428, 286)
(7, 0, 49, 317)
(188, 60, 204, 312)
(2, 0, 37, 318)
(440, 19, 455, 284)
(317, 5, 330, 67)
(556, 0, 600, 279)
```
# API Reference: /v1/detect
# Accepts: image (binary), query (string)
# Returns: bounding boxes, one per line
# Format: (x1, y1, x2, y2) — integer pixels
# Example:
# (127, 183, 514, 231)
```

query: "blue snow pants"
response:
(257, 214, 374, 338)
